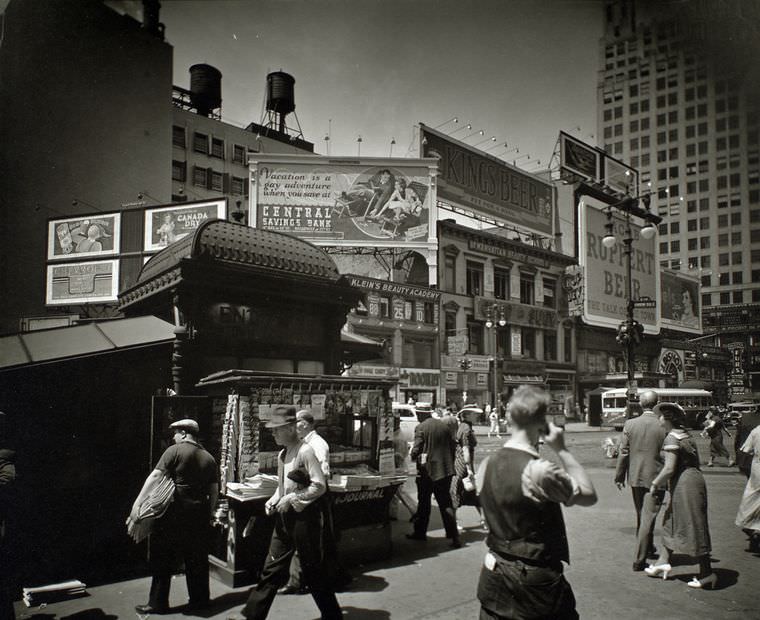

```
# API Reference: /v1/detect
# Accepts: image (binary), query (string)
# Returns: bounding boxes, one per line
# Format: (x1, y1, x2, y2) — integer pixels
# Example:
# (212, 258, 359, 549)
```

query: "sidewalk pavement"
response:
(15, 467, 758, 620)
(473, 420, 604, 436)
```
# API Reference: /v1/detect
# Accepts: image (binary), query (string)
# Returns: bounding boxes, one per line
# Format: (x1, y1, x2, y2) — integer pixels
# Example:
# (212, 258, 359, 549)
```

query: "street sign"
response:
(632, 297, 656, 308)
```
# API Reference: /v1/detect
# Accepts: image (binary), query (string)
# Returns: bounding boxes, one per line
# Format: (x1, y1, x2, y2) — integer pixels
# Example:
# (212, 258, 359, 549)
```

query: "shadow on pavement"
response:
(179, 590, 249, 617)
(345, 573, 388, 593)
(340, 606, 391, 619)
(671, 567, 739, 590)
(60, 610, 118, 619)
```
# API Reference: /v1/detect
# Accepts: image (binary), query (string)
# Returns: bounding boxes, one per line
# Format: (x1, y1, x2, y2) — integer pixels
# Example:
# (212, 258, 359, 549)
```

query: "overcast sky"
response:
(161, 0, 604, 166)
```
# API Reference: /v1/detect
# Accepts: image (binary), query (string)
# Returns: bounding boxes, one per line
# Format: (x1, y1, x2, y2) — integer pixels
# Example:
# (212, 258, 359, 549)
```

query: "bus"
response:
(601, 387, 713, 431)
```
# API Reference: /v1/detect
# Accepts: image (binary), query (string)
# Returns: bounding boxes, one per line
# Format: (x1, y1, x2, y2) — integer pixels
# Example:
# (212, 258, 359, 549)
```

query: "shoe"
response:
(707, 461, 714, 467)
(632, 562, 646, 572)
(687, 574, 717, 589)
(277, 584, 306, 595)
(406, 533, 427, 541)
(135, 604, 169, 615)
(727, 461, 736, 467)
(644, 563, 672, 579)
(450, 538, 463, 549)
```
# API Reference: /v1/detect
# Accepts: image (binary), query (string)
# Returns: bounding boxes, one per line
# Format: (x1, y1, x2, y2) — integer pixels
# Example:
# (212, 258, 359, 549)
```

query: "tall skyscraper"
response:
(597, 0, 760, 394)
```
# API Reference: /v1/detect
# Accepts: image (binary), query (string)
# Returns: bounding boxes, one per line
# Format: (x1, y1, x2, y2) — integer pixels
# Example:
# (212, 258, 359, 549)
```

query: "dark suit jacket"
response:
(410, 418, 454, 482)
(614, 410, 667, 487)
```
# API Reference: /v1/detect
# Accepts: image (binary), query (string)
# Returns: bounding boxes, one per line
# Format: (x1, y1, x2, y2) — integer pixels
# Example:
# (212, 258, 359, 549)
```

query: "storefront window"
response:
(543, 277, 556, 308)
(494, 267, 510, 300)
(445, 311, 457, 346)
(520, 273, 535, 305)
(496, 326, 510, 357)
(466, 261, 484, 296)
(402, 337, 434, 367)
(379, 296, 390, 318)
(404, 300, 413, 320)
(424, 302, 435, 324)
(467, 316, 484, 355)
(445, 256, 457, 293)
(563, 325, 573, 363)
(543, 331, 557, 361)
(521, 327, 535, 357)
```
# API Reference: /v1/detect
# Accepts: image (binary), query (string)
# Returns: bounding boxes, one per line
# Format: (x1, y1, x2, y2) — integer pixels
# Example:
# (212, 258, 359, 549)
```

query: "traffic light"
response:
(459, 358, 472, 370)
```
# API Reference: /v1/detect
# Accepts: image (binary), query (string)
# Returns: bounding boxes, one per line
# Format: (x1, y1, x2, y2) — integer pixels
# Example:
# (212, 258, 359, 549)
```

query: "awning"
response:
(503, 374, 545, 385)
(0, 316, 175, 371)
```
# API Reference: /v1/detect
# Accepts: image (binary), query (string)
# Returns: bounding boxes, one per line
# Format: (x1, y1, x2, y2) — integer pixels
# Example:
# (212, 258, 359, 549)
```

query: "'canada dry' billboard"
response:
(252, 157, 436, 245)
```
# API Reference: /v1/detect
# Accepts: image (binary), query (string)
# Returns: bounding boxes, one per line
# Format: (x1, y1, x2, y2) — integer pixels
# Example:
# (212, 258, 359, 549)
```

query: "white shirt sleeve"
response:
(521, 458, 579, 506)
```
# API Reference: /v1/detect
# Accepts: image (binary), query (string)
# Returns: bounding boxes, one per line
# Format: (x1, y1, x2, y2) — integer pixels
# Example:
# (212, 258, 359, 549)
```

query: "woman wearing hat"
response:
(645, 403, 716, 589)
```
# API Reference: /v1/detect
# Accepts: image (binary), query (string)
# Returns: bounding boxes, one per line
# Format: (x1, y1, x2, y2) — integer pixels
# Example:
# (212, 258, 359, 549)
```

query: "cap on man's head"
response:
(266, 406, 297, 429)
(169, 419, 199, 434)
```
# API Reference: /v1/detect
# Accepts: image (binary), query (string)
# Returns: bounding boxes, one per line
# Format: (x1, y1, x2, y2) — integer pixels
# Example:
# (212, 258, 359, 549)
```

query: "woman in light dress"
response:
(735, 424, 760, 553)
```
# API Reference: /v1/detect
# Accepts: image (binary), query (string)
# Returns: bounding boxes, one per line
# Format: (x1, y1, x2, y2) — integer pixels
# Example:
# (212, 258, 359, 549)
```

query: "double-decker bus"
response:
(601, 387, 713, 431)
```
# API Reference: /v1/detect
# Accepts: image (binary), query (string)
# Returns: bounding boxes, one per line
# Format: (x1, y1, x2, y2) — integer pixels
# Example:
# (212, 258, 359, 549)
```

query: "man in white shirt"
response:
(230, 407, 341, 620)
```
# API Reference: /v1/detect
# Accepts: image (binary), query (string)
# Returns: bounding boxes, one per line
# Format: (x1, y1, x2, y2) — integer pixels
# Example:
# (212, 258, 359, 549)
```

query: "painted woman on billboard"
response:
(258, 163, 431, 242)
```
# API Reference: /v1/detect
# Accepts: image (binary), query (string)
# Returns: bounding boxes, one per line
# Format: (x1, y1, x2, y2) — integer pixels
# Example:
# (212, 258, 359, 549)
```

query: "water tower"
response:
(189, 64, 222, 118)
(261, 71, 303, 139)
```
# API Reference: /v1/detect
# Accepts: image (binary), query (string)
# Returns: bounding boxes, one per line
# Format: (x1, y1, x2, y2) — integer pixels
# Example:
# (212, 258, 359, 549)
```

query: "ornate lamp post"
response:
(601, 194, 661, 405)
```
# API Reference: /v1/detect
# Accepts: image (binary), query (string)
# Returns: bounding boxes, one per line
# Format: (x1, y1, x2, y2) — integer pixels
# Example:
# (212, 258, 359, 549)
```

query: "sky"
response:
(160, 0, 605, 167)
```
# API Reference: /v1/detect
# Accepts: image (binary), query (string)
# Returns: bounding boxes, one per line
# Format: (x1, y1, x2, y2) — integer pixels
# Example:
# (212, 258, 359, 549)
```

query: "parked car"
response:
(394, 403, 420, 446)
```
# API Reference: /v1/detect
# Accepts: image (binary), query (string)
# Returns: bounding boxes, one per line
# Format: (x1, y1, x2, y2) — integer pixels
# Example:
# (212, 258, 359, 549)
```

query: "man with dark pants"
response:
(614, 390, 667, 570)
(0, 413, 17, 620)
(408, 414, 461, 548)
(229, 407, 341, 620)
(476, 386, 597, 619)
(132, 419, 218, 615)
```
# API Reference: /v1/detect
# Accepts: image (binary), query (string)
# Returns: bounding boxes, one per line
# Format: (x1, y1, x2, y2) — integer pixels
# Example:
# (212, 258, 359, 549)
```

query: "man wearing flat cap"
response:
(230, 406, 341, 620)
(132, 418, 218, 615)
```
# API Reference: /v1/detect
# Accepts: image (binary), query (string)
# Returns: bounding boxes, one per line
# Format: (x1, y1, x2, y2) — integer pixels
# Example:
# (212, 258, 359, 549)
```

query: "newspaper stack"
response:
(225, 474, 278, 501)
(23, 580, 87, 606)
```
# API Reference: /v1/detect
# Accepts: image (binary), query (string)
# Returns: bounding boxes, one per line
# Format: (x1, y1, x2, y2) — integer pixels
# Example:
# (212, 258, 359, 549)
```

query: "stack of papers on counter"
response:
(225, 475, 278, 501)
(23, 580, 87, 606)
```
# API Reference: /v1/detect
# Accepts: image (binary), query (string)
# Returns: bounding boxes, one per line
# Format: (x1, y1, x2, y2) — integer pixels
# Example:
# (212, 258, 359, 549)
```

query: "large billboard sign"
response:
(577, 197, 659, 333)
(560, 132, 599, 181)
(559, 131, 638, 196)
(144, 199, 227, 252)
(48, 213, 121, 260)
(251, 155, 438, 246)
(660, 269, 702, 334)
(46, 260, 119, 305)
(419, 124, 553, 235)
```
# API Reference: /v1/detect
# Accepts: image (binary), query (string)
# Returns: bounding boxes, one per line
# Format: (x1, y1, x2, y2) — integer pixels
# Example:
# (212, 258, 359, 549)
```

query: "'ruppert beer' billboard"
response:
(577, 197, 660, 334)
(420, 124, 554, 235)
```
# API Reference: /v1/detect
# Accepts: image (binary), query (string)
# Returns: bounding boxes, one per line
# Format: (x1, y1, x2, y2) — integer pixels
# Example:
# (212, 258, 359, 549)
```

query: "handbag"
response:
(462, 474, 476, 493)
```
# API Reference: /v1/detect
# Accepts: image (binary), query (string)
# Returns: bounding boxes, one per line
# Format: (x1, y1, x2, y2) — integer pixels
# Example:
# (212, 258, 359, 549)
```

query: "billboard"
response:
(577, 197, 659, 333)
(47, 213, 121, 260)
(419, 125, 553, 235)
(251, 156, 437, 246)
(560, 132, 600, 181)
(559, 131, 638, 196)
(46, 260, 119, 305)
(660, 270, 702, 334)
(144, 199, 227, 252)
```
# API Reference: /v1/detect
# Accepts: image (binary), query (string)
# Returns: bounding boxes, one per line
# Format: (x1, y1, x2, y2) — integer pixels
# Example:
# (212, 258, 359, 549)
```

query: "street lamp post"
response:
(601, 194, 661, 405)
(458, 357, 472, 406)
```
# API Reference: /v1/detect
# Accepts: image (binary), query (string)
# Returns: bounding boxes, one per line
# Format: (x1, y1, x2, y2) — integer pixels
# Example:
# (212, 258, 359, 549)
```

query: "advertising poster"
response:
(560, 131, 599, 180)
(604, 157, 638, 196)
(420, 125, 554, 235)
(660, 270, 701, 334)
(577, 198, 659, 333)
(46, 259, 119, 305)
(47, 213, 120, 260)
(144, 199, 226, 252)
(254, 161, 434, 244)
